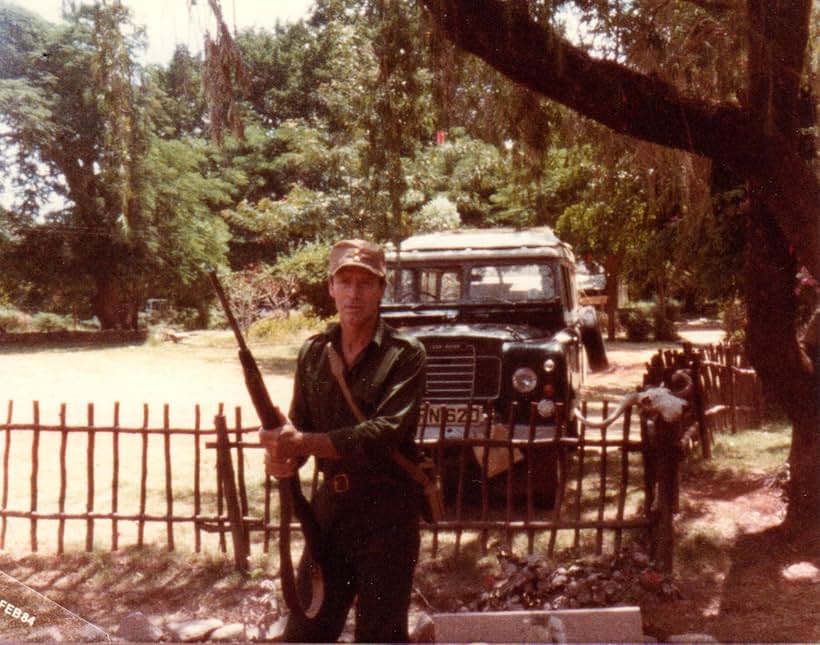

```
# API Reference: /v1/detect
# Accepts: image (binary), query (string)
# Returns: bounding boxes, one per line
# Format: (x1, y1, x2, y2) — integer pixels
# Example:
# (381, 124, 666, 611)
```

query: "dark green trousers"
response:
(283, 478, 421, 643)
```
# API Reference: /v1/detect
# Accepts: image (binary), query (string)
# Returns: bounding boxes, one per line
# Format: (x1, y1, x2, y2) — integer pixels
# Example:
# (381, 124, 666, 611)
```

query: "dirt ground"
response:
(1, 324, 817, 642)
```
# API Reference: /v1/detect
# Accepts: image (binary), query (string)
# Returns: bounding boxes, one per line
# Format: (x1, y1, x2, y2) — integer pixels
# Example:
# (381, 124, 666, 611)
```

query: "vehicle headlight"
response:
(537, 399, 556, 418)
(512, 367, 538, 394)
(543, 358, 556, 372)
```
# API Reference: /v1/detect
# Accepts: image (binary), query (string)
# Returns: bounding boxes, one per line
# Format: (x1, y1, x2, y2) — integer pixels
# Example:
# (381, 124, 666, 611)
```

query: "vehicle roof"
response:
(386, 227, 575, 263)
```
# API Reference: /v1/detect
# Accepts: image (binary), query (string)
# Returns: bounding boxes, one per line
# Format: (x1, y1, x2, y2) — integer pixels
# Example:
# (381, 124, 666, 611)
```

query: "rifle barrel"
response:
(207, 269, 248, 352)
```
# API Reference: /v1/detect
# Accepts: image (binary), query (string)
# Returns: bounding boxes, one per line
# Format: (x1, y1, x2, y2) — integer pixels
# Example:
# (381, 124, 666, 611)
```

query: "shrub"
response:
(0, 306, 31, 332)
(31, 312, 70, 332)
(654, 299, 682, 341)
(249, 310, 326, 343)
(619, 303, 653, 341)
(274, 242, 334, 317)
(720, 298, 746, 343)
(170, 307, 200, 331)
(413, 195, 461, 233)
(208, 304, 228, 330)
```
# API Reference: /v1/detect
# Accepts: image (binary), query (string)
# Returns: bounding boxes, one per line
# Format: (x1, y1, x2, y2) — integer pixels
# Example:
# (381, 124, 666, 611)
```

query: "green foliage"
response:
(169, 307, 202, 332)
(273, 242, 334, 317)
(412, 195, 460, 233)
(31, 312, 70, 332)
(0, 4, 232, 328)
(0, 307, 73, 333)
(619, 300, 681, 342)
(0, 306, 30, 332)
(249, 311, 326, 343)
(720, 298, 747, 344)
(0, 0, 754, 333)
(618, 303, 654, 342)
(151, 45, 206, 138)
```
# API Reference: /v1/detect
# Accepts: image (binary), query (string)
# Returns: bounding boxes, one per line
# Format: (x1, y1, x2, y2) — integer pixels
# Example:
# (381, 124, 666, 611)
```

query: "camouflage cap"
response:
(329, 239, 386, 278)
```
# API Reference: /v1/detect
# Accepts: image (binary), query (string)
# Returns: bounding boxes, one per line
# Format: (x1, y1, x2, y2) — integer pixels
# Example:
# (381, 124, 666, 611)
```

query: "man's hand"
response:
(264, 451, 299, 479)
(259, 427, 299, 479)
(275, 424, 304, 459)
(259, 424, 339, 474)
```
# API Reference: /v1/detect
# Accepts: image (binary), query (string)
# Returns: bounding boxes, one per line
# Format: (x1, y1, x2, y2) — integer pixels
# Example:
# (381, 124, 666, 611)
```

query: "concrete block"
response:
(433, 606, 644, 643)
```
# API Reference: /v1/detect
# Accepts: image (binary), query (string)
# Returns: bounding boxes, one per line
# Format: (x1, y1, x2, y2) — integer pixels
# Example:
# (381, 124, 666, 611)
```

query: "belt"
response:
(322, 471, 404, 495)
(329, 473, 350, 494)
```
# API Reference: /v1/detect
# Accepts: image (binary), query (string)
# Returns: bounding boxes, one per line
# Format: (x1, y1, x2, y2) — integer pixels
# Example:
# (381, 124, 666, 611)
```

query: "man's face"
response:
(329, 266, 385, 328)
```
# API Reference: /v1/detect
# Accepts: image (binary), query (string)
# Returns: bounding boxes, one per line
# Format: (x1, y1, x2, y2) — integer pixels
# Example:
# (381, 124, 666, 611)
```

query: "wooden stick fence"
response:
(3, 399, 683, 572)
(247, 401, 679, 569)
(0, 400, 259, 555)
(643, 342, 765, 458)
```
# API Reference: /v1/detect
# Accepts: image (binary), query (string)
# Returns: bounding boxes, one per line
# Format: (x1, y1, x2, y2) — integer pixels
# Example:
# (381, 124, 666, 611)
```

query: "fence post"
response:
(30, 401, 40, 552)
(654, 417, 680, 573)
(214, 414, 249, 572)
(1, 401, 10, 550)
(689, 353, 711, 459)
(85, 403, 94, 552)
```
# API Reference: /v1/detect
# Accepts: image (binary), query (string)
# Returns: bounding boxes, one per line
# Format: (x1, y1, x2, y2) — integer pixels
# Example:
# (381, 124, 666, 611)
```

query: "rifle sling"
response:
(278, 476, 324, 620)
(325, 343, 434, 490)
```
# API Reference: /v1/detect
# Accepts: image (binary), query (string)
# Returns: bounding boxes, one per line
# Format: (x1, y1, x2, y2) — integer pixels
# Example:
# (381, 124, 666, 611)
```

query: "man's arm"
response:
(276, 425, 338, 460)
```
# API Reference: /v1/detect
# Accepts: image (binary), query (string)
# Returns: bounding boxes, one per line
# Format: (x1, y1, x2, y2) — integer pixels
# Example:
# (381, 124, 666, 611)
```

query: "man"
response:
(264, 239, 427, 642)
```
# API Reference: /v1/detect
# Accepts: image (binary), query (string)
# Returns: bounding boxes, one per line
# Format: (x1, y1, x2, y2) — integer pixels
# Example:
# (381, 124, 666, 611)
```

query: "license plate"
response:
(424, 404, 483, 427)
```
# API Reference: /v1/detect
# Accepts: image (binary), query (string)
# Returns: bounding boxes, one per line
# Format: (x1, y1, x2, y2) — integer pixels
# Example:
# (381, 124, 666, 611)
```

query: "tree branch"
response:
(419, 0, 818, 276)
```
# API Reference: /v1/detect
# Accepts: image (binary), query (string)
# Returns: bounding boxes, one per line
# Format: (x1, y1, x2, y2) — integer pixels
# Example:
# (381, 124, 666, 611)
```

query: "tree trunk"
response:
(604, 254, 622, 341)
(743, 0, 818, 531)
(94, 274, 138, 331)
(744, 195, 819, 532)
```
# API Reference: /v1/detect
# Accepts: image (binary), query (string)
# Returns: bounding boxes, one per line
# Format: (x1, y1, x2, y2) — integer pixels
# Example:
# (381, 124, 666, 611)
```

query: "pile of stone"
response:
(467, 544, 681, 612)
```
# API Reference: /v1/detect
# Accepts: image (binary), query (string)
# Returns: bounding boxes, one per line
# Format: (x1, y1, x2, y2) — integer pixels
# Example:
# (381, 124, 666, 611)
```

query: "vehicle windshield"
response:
(384, 262, 558, 304)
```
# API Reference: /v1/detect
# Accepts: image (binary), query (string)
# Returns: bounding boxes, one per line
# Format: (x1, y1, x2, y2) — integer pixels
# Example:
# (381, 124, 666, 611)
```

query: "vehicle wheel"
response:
(579, 306, 608, 371)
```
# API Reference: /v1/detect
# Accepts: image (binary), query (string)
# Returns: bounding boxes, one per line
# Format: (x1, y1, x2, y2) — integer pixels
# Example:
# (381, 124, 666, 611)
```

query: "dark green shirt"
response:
(289, 319, 426, 475)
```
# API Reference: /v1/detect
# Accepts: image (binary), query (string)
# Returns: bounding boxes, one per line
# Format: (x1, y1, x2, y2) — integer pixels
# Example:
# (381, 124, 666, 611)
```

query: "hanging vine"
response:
(198, 0, 249, 144)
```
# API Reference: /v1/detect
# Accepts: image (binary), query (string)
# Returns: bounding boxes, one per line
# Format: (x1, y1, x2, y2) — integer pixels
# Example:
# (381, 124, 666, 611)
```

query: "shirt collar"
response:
(327, 317, 386, 349)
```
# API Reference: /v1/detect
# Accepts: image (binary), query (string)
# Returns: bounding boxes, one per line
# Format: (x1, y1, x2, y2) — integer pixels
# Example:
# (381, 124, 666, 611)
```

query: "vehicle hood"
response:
(394, 322, 556, 344)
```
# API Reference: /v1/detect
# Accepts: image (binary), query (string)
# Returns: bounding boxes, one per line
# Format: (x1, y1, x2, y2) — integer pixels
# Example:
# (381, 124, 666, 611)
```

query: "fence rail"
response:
(0, 341, 762, 573)
(1, 399, 674, 566)
(0, 400, 257, 555)
(643, 341, 765, 458)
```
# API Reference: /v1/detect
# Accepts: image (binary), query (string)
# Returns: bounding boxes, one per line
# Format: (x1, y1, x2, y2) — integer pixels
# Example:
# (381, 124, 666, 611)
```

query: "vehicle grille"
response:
(423, 341, 501, 403)
(425, 345, 476, 402)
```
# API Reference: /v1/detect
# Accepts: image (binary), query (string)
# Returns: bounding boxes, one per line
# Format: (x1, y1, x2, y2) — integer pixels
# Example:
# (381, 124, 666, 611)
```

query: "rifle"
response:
(207, 269, 325, 620)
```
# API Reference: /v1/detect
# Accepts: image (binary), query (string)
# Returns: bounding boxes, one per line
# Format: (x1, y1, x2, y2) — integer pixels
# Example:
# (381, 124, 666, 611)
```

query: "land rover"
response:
(381, 227, 607, 506)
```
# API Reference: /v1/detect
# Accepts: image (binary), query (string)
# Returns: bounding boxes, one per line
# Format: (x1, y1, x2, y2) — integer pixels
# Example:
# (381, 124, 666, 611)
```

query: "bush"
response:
(720, 298, 746, 343)
(249, 310, 326, 343)
(274, 242, 334, 317)
(619, 303, 653, 341)
(654, 299, 682, 341)
(0, 306, 31, 332)
(207, 304, 228, 330)
(31, 312, 70, 332)
(169, 307, 201, 331)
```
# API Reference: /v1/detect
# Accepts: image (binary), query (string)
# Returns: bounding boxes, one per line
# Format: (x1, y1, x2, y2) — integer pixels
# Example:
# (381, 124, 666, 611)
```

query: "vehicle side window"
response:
(417, 269, 461, 302)
(538, 265, 556, 300)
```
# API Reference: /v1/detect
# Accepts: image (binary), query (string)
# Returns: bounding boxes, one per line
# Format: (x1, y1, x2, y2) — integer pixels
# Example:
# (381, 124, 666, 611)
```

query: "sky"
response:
(11, 0, 315, 64)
